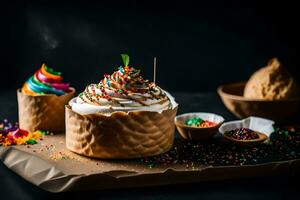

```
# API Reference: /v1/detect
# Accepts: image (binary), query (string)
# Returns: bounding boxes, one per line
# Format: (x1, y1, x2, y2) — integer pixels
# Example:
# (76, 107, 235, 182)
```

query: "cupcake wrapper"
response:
(65, 105, 178, 159)
(17, 88, 75, 132)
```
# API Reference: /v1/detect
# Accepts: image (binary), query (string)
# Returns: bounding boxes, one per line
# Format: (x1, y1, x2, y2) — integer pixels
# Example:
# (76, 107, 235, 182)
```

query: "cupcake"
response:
(18, 64, 75, 132)
(66, 54, 178, 159)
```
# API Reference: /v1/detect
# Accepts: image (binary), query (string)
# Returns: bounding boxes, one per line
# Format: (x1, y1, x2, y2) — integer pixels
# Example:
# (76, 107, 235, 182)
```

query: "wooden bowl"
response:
(217, 82, 300, 123)
(175, 112, 224, 140)
(223, 130, 268, 147)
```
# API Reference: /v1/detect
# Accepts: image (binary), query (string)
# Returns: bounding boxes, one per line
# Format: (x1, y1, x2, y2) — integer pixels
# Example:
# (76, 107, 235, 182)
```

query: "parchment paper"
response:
(1, 134, 299, 193)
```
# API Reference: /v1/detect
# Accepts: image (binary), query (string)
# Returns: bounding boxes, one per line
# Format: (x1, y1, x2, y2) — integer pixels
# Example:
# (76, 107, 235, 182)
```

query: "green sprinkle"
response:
(284, 131, 289, 137)
(26, 139, 38, 145)
(185, 117, 204, 126)
(148, 163, 156, 168)
(40, 130, 50, 135)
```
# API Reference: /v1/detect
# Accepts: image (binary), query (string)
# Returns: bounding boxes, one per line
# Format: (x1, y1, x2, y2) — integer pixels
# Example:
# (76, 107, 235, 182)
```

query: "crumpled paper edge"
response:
(1, 146, 299, 193)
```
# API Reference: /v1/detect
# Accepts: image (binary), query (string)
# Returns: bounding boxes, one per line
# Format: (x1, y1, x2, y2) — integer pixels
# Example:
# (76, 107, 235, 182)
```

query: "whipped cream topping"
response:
(71, 55, 177, 115)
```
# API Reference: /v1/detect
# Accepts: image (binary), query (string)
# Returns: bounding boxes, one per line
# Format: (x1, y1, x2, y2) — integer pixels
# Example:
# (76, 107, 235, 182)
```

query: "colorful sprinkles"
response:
(224, 128, 259, 140)
(0, 119, 49, 146)
(140, 125, 300, 168)
(2, 119, 299, 170)
(185, 117, 217, 128)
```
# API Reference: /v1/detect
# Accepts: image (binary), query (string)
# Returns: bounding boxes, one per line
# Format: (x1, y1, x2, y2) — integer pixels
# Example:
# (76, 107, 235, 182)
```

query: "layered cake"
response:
(66, 54, 178, 159)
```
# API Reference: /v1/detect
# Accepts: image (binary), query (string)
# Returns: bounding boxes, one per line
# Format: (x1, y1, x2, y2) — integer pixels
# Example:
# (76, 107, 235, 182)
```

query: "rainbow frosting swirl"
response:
(70, 54, 177, 115)
(22, 64, 71, 96)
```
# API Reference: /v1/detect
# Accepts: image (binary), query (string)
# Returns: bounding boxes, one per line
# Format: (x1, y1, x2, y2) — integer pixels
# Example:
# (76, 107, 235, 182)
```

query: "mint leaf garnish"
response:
(121, 54, 130, 67)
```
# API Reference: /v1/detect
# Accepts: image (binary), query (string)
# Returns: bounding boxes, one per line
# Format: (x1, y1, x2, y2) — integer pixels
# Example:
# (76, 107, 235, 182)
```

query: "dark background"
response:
(1, 1, 300, 199)
(1, 0, 300, 93)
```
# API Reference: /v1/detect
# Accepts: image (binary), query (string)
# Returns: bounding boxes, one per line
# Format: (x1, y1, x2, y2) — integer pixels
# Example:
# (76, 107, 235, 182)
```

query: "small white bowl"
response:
(218, 117, 275, 146)
(218, 116, 275, 137)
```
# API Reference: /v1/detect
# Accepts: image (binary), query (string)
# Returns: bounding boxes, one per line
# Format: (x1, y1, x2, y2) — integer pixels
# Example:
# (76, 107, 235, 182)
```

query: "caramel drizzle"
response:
(79, 65, 167, 107)
(81, 84, 166, 107)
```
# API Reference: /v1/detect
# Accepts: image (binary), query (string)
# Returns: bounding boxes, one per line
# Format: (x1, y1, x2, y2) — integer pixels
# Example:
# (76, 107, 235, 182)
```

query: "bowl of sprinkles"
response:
(175, 112, 224, 140)
(219, 116, 274, 146)
(223, 128, 268, 146)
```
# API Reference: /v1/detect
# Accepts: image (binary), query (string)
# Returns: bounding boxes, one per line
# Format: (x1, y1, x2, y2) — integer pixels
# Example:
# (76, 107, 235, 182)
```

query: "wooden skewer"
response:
(153, 57, 157, 84)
